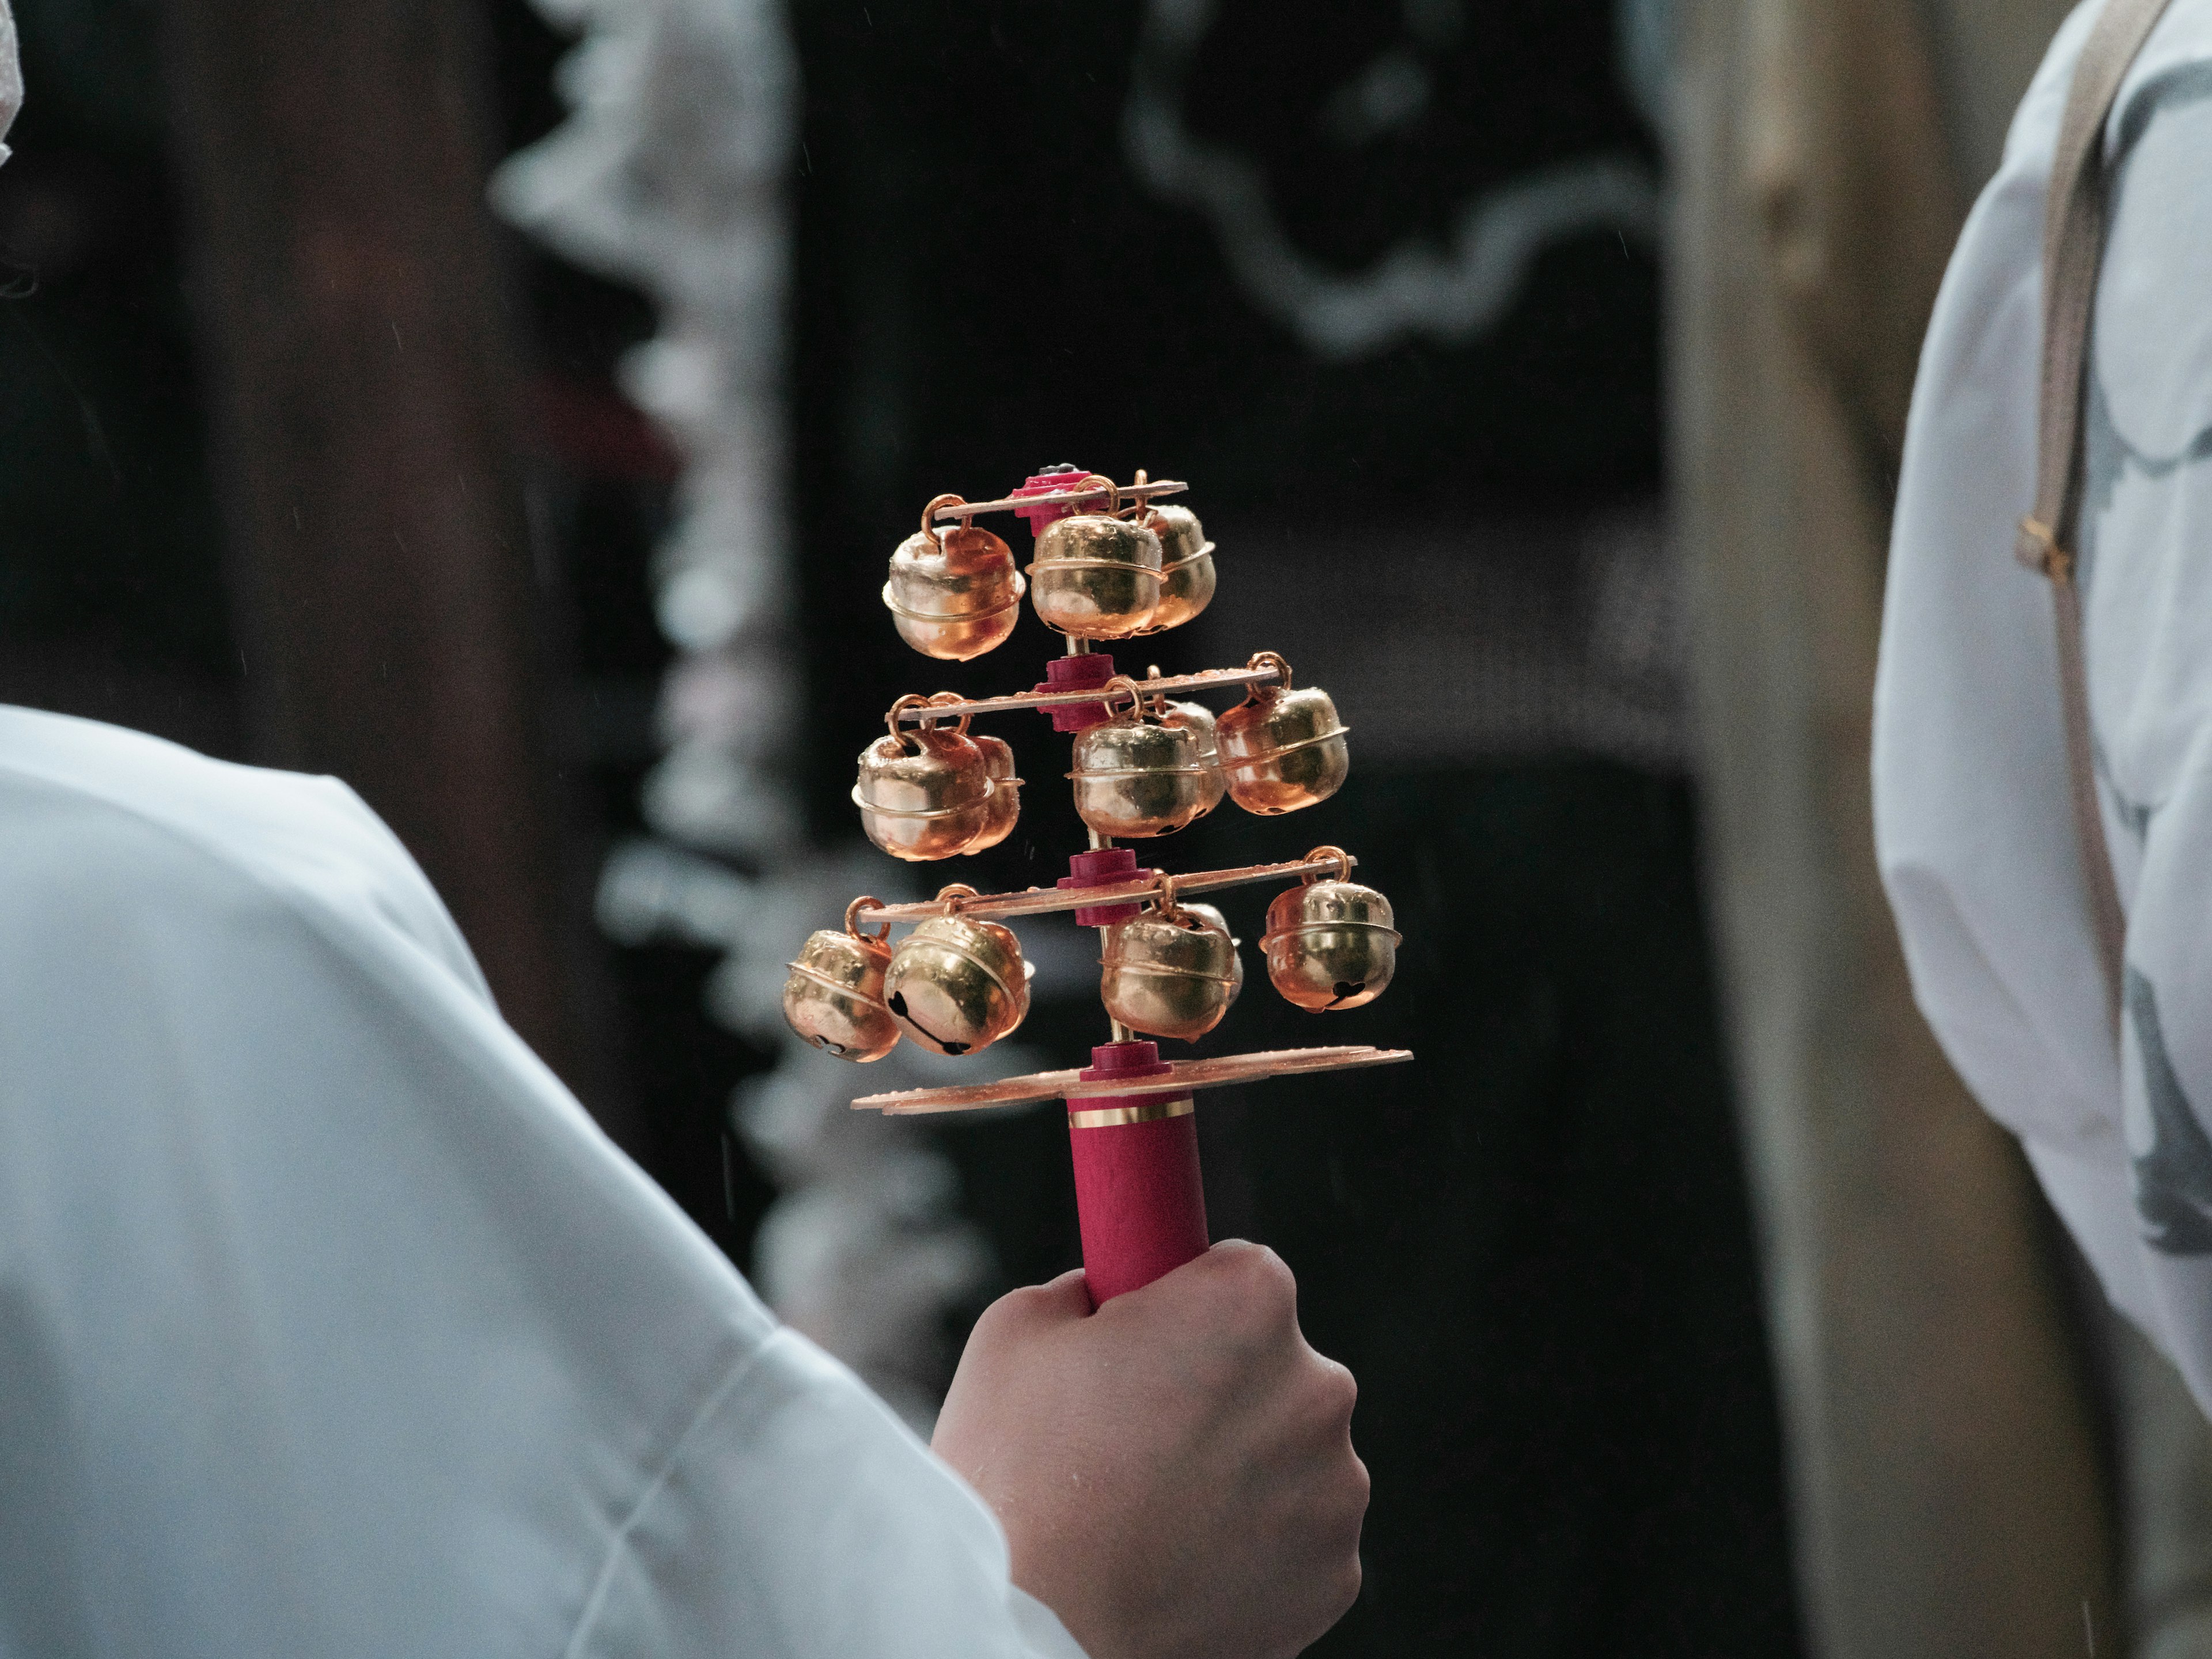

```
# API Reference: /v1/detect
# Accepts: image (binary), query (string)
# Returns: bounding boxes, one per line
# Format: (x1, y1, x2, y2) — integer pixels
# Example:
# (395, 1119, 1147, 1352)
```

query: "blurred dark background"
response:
(0, 1, 1797, 1653)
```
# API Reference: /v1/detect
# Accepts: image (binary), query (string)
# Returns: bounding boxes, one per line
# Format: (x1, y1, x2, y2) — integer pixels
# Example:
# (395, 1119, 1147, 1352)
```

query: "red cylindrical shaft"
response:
(1068, 1041, 1209, 1303)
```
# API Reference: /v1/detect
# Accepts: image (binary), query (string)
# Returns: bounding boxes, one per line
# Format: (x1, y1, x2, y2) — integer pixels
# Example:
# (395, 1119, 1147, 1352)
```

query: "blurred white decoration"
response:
(1123, 0, 1662, 359)
(493, 0, 994, 1431)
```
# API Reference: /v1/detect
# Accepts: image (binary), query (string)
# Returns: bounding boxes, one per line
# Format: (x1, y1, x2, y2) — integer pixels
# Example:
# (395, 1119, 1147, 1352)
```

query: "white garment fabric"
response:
(0, 707, 1086, 1658)
(1874, 0, 2212, 1408)
(0, 0, 19, 166)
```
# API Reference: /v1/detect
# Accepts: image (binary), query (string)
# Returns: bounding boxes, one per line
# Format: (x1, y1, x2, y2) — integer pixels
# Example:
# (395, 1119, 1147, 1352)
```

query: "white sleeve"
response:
(0, 714, 1084, 1659)
(1877, 1, 2212, 1410)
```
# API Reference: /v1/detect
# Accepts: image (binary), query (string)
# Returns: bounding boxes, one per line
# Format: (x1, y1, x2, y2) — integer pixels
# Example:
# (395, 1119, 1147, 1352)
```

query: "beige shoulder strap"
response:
(2016, 0, 2176, 1039)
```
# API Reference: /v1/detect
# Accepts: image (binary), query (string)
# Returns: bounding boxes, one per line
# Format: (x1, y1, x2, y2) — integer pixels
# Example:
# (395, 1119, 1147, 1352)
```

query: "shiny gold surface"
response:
(1068, 698, 1213, 838)
(1135, 503, 1215, 633)
(852, 708, 993, 861)
(782, 923, 900, 1062)
(1028, 513, 1164, 638)
(1262, 866, 1399, 1011)
(882, 914, 1031, 1056)
(1069, 1095, 1196, 1129)
(882, 495, 1025, 661)
(1153, 697, 1227, 817)
(1100, 897, 1242, 1041)
(962, 732, 1022, 853)
(1217, 655, 1350, 815)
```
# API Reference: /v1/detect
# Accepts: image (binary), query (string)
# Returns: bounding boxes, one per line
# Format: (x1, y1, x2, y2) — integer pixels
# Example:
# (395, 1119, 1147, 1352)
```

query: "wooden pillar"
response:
(159, 0, 629, 1136)
(1673, 0, 2116, 1652)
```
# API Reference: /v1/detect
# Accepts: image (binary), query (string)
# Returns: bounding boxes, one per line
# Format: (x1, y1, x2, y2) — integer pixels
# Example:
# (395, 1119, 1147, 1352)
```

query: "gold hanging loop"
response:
(1247, 650, 1293, 694)
(1302, 845, 1354, 885)
(845, 895, 892, 944)
(919, 493, 965, 551)
(886, 692, 935, 744)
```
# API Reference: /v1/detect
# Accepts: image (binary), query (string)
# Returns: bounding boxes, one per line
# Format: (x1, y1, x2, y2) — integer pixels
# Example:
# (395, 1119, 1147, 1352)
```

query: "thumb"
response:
(999, 1266, 1095, 1328)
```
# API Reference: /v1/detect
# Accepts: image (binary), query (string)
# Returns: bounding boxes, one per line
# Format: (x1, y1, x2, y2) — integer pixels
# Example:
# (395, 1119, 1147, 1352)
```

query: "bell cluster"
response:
(854, 657, 1350, 865)
(783, 855, 1401, 1062)
(885, 475, 1214, 661)
(787, 466, 1403, 1079)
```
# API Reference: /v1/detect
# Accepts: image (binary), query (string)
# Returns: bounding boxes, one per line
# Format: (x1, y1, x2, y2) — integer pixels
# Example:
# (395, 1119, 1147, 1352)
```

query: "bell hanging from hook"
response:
(1028, 474, 1163, 639)
(925, 692, 1022, 854)
(1143, 668, 1226, 819)
(1100, 878, 1243, 1042)
(853, 695, 994, 860)
(882, 888, 1032, 1056)
(1067, 676, 1214, 838)
(1131, 473, 1215, 634)
(783, 898, 902, 1062)
(1262, 847, 1399, 1012)
(1216, 651, 1350, 815)
(883, 494, 1026, 661)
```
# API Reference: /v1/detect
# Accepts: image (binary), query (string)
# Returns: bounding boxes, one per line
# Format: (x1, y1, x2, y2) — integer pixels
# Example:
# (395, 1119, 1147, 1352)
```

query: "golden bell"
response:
(1028, 476, 1162, 639)
(882, 892, 1031, 1056)
(1152, 691, 1227, 818)
(1100, 882, 1241, 1042)
(853, 696, 993, 861)
(964, 732, 1023, 854)
(1262, 848, 1400, 1012)
(1217, 651, 1350, 815)
(1134, 503, 1215, 634)
(783, 899, 900, 1062)
(883, 494, 1026, 661)
(1068, 678, 1213, 838)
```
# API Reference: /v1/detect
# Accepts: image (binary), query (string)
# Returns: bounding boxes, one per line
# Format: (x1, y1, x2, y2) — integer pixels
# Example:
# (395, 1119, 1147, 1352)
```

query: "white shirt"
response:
(0, 706, 1085, 1658)
(1875, 0, 2212, 1406)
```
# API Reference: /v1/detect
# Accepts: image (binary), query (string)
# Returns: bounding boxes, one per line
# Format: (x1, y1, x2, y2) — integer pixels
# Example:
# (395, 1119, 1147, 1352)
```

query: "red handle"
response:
(1068, 1043, 1210, 1304)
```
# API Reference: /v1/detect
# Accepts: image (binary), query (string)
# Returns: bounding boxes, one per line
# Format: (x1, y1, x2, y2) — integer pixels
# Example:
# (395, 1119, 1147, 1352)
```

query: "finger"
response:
(989, 1267, 1094, 1332)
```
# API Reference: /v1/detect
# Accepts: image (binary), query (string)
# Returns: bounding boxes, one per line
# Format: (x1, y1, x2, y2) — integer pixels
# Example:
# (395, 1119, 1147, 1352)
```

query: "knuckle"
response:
(1316, 1354, 1358, 1423)
(1330, 1555, 1364, 1623)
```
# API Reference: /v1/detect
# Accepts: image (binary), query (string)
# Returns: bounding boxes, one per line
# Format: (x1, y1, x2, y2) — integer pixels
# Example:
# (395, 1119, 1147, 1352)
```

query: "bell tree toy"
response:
(783, 467, 1412, 1305)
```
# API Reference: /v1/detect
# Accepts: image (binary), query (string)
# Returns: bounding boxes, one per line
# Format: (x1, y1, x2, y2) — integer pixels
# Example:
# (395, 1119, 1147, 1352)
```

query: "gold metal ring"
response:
(1068, 1095, 1195, 1129)
(1302, 846, 1354, 885)
(878, 584, 1025, 625)
(919, 493, 965, 549)
(846, 895, 891, 942)
(1246, 650, 1293, 694)
(1219, 725, 1351, 770)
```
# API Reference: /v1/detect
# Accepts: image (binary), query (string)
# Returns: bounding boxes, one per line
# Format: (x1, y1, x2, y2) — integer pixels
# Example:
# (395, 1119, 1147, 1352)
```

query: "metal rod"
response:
(930, 479, 1188, 522)
(892, 664, 1277, 723)
(851, 852, 1354, 926)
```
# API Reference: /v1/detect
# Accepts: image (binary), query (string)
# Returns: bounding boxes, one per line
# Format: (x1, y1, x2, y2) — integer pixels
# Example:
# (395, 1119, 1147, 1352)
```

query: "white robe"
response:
(0, 706, 1084, 1658)
(1874, 0, 2212, 1407)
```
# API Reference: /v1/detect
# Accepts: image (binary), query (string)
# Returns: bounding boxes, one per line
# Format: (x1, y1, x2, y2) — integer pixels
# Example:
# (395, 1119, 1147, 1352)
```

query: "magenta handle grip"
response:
(1067, 1042, 1210, 1304)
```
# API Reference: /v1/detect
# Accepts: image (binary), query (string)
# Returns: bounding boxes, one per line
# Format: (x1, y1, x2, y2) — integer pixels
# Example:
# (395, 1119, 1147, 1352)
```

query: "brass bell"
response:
(1216, 651, 1350, 815)
(1068, 677, 1214, 838)
(853, 695, 993, 861)
(965, 734, 1022, 854)
(883, 494, 1026, 661)
(1100, 879, 1241, 1042)
(921, 692, 1021, 854)
(1147, 680, 1227, 819)
(1134, 501, 1215, 634)
(783, 897, 900, 1062)
(882, 888, 1031, 1056)
(1262, 847, 1400, 1012)
(1028, 475, 1163, 639)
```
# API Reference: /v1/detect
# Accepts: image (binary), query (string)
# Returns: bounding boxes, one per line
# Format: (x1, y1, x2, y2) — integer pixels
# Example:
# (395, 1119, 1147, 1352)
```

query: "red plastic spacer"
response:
(1069, 1040, 1209, 1304)
(1059, 847, 1156, 926)
(1012, 464, 1108, 539)
(1033, 650, 1120, 733)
